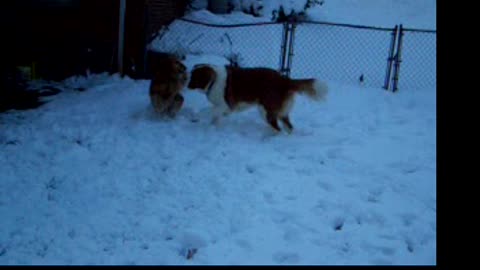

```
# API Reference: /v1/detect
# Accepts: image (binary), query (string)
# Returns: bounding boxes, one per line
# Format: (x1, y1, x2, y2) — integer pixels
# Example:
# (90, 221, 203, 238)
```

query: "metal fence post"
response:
(285, 22, 296, 78)
(279, 22, 289, 76)
(118, 0, 126, 76)
(383, 25, 398, 90)
(392, 24, 404, 92)
(279, 20, 296, 77)
(142, 3, 150, 77)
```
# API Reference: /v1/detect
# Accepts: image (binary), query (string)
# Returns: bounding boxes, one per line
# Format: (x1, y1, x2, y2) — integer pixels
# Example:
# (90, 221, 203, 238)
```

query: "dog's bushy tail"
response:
(290, 78, 328, 101)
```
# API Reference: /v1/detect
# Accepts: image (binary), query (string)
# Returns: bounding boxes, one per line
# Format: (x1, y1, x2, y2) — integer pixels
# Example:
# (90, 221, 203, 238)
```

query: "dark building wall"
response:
(3, 0, 119, 81)
(1, 0, 188, 82)
(145, 0, 189, 40)
(124, 0, 188, 79)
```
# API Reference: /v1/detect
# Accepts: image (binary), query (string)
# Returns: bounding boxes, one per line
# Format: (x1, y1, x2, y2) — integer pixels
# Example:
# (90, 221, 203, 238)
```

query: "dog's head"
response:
(187, 64, 217, 91)
(151, 58, 187, 87)
(148, 52, 188, 85)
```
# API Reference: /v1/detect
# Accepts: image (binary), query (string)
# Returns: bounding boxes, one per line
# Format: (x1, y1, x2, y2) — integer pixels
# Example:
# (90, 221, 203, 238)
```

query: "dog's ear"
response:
(188, 65, 216, 91)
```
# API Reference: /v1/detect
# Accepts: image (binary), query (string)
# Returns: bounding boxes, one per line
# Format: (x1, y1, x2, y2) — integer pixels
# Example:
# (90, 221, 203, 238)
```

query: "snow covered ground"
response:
(0, 0, 436, 265)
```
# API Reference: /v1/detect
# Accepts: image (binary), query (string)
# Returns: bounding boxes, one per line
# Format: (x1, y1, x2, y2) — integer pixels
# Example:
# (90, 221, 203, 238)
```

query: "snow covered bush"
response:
(147, 25, 205, 59)
(229, 0, 325, 22)
(187, 0, 325, 22)
(236, 0, 264, 17)
(187, 0, 208, 11)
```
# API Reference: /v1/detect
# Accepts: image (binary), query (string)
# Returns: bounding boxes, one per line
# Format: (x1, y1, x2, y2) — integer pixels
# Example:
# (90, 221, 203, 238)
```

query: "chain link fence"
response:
(149, 19, 436, 91)
(289, 21, 394, 89)
(149, 18, 284, 69)
(395, 28, 436, 90)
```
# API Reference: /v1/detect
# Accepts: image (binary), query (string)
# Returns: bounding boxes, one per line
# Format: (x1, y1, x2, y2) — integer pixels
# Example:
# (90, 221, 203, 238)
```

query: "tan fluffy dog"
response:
(149, 54, 188, 117)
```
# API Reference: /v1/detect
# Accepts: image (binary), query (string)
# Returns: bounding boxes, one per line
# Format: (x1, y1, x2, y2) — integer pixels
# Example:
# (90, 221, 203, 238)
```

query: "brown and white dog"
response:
(187, 64, 328, 133)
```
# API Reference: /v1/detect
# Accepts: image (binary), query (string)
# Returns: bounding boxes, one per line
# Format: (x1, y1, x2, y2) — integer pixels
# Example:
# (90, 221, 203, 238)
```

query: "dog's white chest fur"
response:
(206, 65, 230, 112)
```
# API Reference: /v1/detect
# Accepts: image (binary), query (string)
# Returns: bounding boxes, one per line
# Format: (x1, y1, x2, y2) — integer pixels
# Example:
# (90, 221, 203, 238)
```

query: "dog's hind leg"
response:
(280, 115, 293, 134)
(266, 111, 282, 132)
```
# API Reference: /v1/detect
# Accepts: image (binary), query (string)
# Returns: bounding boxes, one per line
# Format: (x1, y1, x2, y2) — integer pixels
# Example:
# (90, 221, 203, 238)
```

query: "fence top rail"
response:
(179, 18, 283, 28)
(180, 17, 394, 31)
(178, 18, 436, 33)
(402, 27, 436, 34)
(294, 20, 395, 31)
